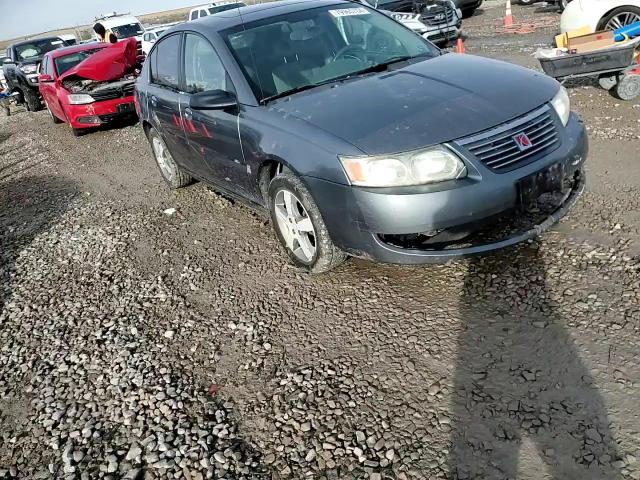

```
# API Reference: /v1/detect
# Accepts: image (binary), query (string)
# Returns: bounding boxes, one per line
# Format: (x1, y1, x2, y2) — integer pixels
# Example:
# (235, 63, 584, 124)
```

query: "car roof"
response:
(12, 36, 64, 48)
(47, 43, 108, 59)
(176, 0, 348, 33)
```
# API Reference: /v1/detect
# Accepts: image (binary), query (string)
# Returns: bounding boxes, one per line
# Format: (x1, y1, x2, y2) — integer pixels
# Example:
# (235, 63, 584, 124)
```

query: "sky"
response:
(0, 0, 204, 40)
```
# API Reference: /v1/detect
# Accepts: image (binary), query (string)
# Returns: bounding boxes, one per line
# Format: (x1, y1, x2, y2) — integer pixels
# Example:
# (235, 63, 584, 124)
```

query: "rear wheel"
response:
(268, 170, 346, 273)
(22, 88, 42, 112)
(598, 6, 640, 30)
(615, 75, 640, 100)
(147, 127, 193, 189)
(518, 0, 536, 6)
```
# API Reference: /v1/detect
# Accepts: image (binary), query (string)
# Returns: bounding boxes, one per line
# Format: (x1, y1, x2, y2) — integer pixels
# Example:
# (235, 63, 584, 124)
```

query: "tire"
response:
(597, 6, 640, 31)
(461, 7, 477, 18)
(598, 73, 619, 90)
(615, 75, 640, 101)
(47, 104, 63, 124)
(147, 126, 193, 189)
(22, 88, 42, 112)
(268, 170, 347, 273)
(518, 0, 535, 6)
(72, 128, 83, 137)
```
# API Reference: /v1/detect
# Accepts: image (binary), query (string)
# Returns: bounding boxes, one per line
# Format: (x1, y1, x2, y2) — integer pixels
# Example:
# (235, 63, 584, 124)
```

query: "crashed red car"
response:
(38, 38, 140, 136)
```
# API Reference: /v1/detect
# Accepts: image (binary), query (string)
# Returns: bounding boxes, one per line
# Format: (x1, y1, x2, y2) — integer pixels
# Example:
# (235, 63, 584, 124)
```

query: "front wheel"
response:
(597, 6, 640, 30)
(461, 7, 477, 18)
(22, 88, 42, 112)
(615, 75, 640, 101)
(268, 170, 346, 273)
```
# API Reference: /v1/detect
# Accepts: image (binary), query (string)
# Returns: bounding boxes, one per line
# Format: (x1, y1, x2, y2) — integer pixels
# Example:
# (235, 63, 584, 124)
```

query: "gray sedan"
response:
(135, 0, 587, 272)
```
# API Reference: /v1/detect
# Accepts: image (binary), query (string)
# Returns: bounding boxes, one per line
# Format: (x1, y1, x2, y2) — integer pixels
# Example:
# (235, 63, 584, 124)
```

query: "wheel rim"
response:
(606, 12, 640, 29)
(152, 135, 176, 181)
(274, 189, 317, 263)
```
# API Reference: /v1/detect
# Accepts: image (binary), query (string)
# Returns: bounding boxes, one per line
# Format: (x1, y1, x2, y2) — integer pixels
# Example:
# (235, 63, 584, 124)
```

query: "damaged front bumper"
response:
(390, 10, 462, 44)
(304, 113, 588, 265)
(66, 95, 137, 129)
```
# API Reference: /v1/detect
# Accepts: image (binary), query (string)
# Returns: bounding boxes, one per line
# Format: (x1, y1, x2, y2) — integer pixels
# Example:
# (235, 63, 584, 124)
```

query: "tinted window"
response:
(184, 33, 230, 94)
(151, 34, 181, 90)
(200, 9, 208, 17)
(190, 11, 198, 20)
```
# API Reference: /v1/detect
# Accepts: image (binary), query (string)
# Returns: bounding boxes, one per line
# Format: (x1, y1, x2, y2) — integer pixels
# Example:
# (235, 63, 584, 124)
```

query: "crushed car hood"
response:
(60, 38, 138, 83)
(272, 54, 560, 155)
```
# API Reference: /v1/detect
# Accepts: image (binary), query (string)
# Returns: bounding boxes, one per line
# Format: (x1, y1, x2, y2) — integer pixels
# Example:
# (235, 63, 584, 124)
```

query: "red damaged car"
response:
(38, 38, 140, 136)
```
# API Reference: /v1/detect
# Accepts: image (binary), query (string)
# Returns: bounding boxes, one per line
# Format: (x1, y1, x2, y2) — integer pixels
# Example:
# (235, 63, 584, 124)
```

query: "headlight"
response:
(68, 94, 95, 105)
(550, 87, 570, 126)
(340, 146, 467, 187)
(19, 64, 38, 74)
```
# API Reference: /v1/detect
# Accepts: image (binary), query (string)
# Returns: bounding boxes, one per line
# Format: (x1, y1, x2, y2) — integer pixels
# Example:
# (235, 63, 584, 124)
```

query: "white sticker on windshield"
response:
(329, 7, 370, 17)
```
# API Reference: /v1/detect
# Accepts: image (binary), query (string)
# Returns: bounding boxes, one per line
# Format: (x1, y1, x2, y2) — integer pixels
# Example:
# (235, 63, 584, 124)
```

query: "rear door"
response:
(146, 33, 204, 177)
(39, 55, 60, 117)
(179, 32, 247, 195)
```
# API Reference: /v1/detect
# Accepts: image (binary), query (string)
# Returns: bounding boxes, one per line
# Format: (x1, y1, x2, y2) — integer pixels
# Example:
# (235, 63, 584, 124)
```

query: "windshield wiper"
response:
(261, 54, 428, 104)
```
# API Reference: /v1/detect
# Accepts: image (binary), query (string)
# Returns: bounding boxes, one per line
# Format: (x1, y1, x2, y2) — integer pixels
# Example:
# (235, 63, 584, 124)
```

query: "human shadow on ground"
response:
(0, 175, 77, 316)
(448, 246, 622, 479)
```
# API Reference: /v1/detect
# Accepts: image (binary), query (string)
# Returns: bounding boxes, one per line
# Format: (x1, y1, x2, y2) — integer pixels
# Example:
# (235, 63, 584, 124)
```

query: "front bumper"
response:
(66, 95, 137, 129)
(306, 112, 588, 265)
(396, 16, 462, 43)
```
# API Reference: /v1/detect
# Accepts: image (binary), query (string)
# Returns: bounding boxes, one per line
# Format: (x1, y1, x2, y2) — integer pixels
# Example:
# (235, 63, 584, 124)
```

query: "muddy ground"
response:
(1, 3, 639, 479)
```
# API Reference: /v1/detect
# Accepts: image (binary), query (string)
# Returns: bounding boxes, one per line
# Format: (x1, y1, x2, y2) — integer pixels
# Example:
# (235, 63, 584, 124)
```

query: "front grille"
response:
(91, 83, 135, 101)
(454, 105, 560, 173)
(420, 6, 456, 26)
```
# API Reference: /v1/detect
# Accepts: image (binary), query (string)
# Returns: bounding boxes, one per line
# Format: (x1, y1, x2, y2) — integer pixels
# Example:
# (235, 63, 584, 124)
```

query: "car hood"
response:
(59, 38, 138, 82)
(272, 54, 560, 155)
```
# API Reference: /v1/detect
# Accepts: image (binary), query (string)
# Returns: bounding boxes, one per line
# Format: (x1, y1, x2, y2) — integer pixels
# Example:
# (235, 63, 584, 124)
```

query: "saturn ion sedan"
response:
(135, 0, 587, 273)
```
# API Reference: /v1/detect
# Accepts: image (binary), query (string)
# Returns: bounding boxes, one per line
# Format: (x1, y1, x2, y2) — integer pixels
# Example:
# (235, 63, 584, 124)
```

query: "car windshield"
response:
(208, 2, 246, 14)
(15, 38, 65, 60)
(111, 23, 144, 38)
(54, 48, 102, 76)
(223, 4, 438, 102)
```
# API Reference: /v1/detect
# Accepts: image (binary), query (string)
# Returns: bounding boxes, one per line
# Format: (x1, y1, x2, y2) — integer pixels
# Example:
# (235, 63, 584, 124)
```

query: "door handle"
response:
(184, 107, 193, 120)
(150, 95, 157, 107)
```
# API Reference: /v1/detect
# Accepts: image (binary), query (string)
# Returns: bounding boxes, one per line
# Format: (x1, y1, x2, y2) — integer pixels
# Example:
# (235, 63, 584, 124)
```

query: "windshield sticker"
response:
(329, 7, 370, 17)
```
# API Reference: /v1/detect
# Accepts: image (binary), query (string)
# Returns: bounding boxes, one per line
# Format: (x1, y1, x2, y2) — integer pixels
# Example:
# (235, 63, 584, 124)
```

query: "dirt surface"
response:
(1, 3, 639, 479)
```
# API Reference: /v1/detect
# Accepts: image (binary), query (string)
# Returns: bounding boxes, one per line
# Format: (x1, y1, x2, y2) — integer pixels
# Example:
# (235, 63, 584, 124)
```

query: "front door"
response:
(180, 33, 247, 195)
(147, 33, 205, 177)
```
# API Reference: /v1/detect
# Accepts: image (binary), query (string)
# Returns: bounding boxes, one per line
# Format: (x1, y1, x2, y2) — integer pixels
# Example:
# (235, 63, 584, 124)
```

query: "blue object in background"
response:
(614, 21, 640, 41)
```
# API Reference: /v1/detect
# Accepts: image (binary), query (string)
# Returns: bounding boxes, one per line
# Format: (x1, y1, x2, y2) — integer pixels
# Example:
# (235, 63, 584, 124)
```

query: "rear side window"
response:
(190, 11, 198, 20)
(200, 9, 208, 17)
(183, 33, 231, 94)
(150, 34, 181, 90)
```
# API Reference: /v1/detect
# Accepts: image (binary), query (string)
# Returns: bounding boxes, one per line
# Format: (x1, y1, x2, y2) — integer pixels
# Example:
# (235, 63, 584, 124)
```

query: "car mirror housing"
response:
(39, 74, 54, 82)
(190, 90, 237, 110)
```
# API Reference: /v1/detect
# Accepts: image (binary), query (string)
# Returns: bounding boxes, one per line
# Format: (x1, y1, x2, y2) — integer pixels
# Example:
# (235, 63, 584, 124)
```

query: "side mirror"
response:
(39, 74, 54, 82)
(190, 89, 236, 110)
(2, 59, 14, 65)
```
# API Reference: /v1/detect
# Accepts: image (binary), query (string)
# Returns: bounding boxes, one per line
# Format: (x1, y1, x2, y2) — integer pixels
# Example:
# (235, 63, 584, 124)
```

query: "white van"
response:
(188, 2, 247, 21)
(94, 13, 145, 55)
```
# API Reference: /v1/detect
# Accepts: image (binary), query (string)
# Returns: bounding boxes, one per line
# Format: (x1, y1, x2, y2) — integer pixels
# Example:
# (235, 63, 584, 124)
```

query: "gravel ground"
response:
(1, 4, 639, 479)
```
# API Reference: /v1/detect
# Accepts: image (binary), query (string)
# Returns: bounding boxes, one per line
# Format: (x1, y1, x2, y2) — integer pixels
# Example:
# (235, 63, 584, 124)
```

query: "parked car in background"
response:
(59, 34, 78, 46)
(561, 0, 640, 32)
(367, 0, 462, 45)
(0, 56, 10, 90)
(188, 2, 248, 20)
(94, 13, 146, 56)
(39, 38, 139, 136)
(136, 0, 586, 273)
(142, 27, 168, 55)
(2, 36, 67, 111)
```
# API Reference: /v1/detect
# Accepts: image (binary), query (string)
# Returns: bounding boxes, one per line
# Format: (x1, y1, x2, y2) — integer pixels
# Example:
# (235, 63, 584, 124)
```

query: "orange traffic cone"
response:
(504, 0, 513, 27)
(455, 38, 465, 54)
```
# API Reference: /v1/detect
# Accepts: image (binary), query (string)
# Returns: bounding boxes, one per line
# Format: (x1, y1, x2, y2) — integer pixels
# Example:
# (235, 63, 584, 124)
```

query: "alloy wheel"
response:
(606, 12, 640, 29)
(274, 189, 317, 263)
(152, 136, 176, 181)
